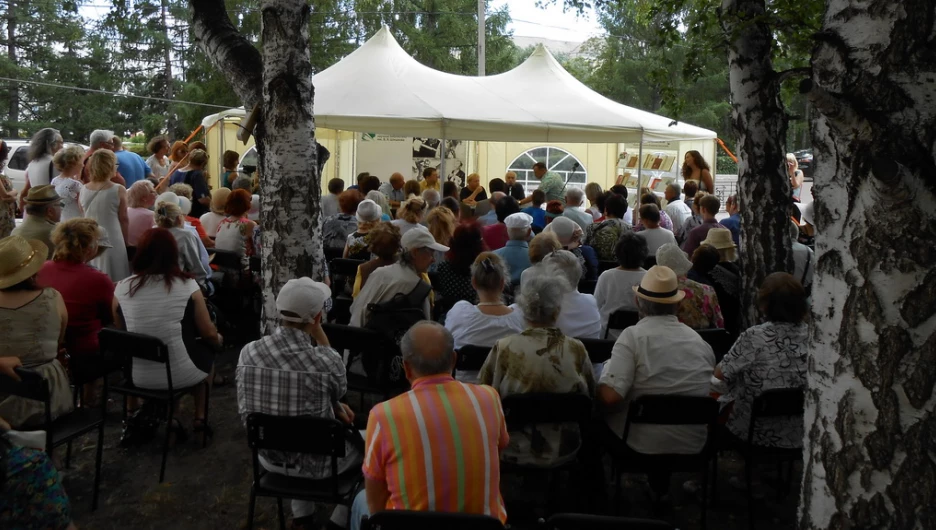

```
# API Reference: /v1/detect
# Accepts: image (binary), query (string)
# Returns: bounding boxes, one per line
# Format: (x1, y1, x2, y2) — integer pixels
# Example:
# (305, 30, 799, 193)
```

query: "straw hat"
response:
(700, 228, 736, 250)
(24, 184, 61, 205)
(632, 265, 686, 304)
(210, 188, 232, 215)
(0, 236, 48, 289)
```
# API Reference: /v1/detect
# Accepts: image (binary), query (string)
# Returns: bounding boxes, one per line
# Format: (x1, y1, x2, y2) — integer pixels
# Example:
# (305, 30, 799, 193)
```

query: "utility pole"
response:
(161, 0, 175, 135)
(6, 0, 18, 137)
(477, 0, 485, 76)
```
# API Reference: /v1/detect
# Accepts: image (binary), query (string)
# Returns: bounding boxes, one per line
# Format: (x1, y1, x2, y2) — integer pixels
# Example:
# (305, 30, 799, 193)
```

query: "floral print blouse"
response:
(345, 230, 372, 261)
(676, 277, 725, 330)
(585, 218, 630, 262)
(0, 174, 15, 238)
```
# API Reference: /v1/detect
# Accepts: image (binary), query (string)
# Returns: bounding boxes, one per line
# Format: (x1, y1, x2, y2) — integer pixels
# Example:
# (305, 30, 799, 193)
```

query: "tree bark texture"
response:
(6, 0, 18, 138)
(720, 0, 793, 328)
(191, 0, 325, 331)
(800, 1, 936, 528)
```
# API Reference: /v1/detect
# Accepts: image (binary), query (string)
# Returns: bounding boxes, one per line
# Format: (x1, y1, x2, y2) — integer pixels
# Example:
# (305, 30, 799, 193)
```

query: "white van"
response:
(4, 140, 89, 193)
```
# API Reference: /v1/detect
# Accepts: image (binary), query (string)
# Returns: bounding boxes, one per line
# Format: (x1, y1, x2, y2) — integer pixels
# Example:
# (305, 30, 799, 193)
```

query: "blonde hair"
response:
(188, 149, 208, 168)
(52, 146, 84, 172)
(528, 231, 561, 264)
(426, 206, 456, 245)
(169, 183, 194, 200)
(585, 182, 603, 202)
(88, 149, 117, 183)
(470, 252, 509, 291)
(128, 180, 156, 208)
(717, 246, 738, 263)
(155, 200, 184, 228)
(398, 197, 427, 224)
(51, 218, 101, 263)
(786, 153, 798, 172)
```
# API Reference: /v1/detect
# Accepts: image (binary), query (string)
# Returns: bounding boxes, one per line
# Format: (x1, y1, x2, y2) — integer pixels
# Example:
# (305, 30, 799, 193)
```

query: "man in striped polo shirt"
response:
(350, 321, 509, 529)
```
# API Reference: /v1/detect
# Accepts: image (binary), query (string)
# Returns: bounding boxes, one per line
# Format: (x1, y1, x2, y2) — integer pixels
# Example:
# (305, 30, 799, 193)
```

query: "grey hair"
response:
(565, 187, 585, 206)
(507, 226, 530, 241)
(89, 129, 115, 148)
(401, 321, 455, 376)
(29, 128, 62, 161)
(422, 189, 441, 208)
(155, 200, 184, 228)
(518, 273, 567, 326)
(637, 297, 679, 317)
(232, 176, 253, 191)
(541, 249, 582, 289)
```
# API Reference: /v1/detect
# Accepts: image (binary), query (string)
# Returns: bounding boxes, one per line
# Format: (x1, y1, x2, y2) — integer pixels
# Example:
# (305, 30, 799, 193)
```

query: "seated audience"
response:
(545, 199, 564, 224)
(361, 175, 381, 196)
(585, 193, 631, 262)
(677, 190, 706, 245)
(200, 187, 231, 238)
(352, 222, 402, 297)
(391, 196, 427, 236)
(663, 183, 693, 235)
(419, 167, 440, 193)
(215, 189, 257, 258)
(636, 204, 677, 257)
(790, 221, 814, 296)
(434, 222, 485, 308)
(504, 171, 526, 202)
(322, 178, 344, 218)
(493, 212, 533, 285)
(682, 180, 699, 212)
(690, 244, 742, 338)
(38, 219, 115, 399)
(682, 193, 721, 256)
(323, 189, 363, 255)
(421, 188, 441, 214)
(585, 182, 604, 221)
(425, 205, 456, 255)
(220, 150, 240, 189)
(344, 199, 382, 260)
(460, 173, 487, 203)
(168, 149, 211, 218)
(126, 180, 158, 246)
(591, 191, 609, 224)
(402, 179, 421, 199)
(445, 252, 525, 351)
(597, 266, 715, 497)
(12, 185, 61, 258)
(237, 278, 360, 529)
(561, 187, 594, 232)
(480, 272, 595, 467)
(365, 190, 392, 220)
(714, 272, 808, 448)
(350, 228, 446, 327)
(476, 191, 505, 227)
(351, 322, 508, 529)
(114, 228, 221, 439)
(544, 216, 598, 281)
(533, 249, 601, 339)
(518, 231, 562, 292)
(51, 145, 85, 221)
(482, 195, 521, 251)
(379, 173, 406, 209)
(633, 193, 674, 232)
(595, 232, 648, 339)
(348, 172, 369, 191)
(169, 183, 213, 248)
(0, 237, 73, 427)
(608, 185, 633, 224)
(720, 194, 741, 246)
(442, 180, 459, 202)
(521, 189, 547, 229)
(655, 244, 724, 329)
(155, 200, 210, 287)
(440, 196, 460, 219)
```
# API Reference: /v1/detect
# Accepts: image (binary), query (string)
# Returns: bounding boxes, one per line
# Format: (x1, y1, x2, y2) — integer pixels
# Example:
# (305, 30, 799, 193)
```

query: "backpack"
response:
(363, 280, 433, 388)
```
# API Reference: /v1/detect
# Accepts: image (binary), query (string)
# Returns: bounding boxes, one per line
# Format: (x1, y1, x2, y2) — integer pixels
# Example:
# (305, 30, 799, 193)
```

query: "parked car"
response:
(3, 139, 89, 193)
(794, 148, 813, 180)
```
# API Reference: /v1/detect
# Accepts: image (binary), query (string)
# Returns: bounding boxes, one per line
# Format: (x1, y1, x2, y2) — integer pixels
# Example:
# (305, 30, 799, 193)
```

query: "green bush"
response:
(126, 144, 149, 157)
(716, 153, 738, 175)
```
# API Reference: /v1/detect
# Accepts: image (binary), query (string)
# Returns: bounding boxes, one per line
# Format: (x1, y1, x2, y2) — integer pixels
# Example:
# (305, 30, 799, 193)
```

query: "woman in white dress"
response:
(50, 146, 85, 221)
(145, 136, 171, 183)
(19, 128, 63, 208)
(79, 150, 130, 281)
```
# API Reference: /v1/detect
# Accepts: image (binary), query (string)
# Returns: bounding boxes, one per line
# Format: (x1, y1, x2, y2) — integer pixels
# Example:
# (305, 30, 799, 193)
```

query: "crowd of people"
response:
(0, 130, 816, 529)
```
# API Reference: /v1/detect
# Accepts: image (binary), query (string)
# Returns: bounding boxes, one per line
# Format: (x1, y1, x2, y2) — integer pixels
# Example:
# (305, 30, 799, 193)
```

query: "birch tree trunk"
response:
(191, 0, 325, 331)
(720, 0, 793, 327)
(800, 1, 936, 527)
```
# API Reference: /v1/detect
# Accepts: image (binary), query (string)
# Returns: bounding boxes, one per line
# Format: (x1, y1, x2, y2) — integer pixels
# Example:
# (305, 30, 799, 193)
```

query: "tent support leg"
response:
(637, 138, 644, 194)
(440, 135, 448, 180)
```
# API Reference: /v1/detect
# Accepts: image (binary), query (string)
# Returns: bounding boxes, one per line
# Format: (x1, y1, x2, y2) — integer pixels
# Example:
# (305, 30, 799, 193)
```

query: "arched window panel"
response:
(507, 146, 587, 196)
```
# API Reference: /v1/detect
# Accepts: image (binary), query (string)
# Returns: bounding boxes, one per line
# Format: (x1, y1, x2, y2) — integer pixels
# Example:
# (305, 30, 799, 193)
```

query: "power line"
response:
(0, 76, 235, 109)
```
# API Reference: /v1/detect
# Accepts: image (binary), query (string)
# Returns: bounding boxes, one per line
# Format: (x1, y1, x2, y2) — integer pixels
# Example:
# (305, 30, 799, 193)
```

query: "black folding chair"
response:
(695, 328, 735, 363)
(455, 344, 492, 372)
(604, 310, 640, 339)
(578, 279, 598, 295)
(322, 323, 403, 402)
(99, 328, 211, 483)
(0, 367, 106, 510)
(328, 258, 364, 324)
(577, 337, 616, 364)
(544, 513, 675, 529)
(745, 388, 805, 529)
(246, 413, 363, 530)
(363, 510, 504, 530)
(598, 260, 618, 273)
(610, 395, 719, 529)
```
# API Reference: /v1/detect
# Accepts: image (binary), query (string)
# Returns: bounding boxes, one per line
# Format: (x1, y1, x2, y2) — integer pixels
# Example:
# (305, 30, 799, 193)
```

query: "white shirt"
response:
(445, 301, 526, 350)
(26, 155, 56, 186)
(637, 227, 677, 257)
(664, 200, 693, 233)
(349, 263, 430, 327)
(510, 291, 601, 340)
(391, 219, 421, 236)
(562, 207, 594, 232)
(594, 269, 646, 339)
(599, 315, 715, 453)
(199, 212, 224, 237)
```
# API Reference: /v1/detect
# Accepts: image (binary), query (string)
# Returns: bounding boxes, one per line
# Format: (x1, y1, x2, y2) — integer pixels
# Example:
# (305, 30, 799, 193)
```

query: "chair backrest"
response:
(364, 510, 504, 530)
(322, 323, 392, 354)
(0, 367, 49, 402)
(324, 247, 344, 263)
(329, 258, 364, 278)
(577, 337, 615, 364)
(625, 395, 718, 426)
(578, 279, 598, 295)
(545, 513, 675, 530)
(606, 310, 640, 338)
(246, 413, 346, 456)
(695, 328, 734, 363)
(98, 328, 171, 388)
(501, 393, 592, 431)
(207, 247, 242, 269)
(455, 344, 491, 371)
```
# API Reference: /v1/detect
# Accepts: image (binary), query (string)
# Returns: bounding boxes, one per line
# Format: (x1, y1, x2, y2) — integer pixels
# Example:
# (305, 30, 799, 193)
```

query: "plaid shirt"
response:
(237, 326, 347, 478)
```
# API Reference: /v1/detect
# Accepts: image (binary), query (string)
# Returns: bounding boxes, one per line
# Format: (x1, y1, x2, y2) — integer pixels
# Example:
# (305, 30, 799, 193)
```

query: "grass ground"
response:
(62, 347, 800, 530)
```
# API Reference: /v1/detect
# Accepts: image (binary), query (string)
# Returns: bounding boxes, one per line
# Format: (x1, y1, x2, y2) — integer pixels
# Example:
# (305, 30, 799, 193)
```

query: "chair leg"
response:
(747, 456, 755, 530)
(202, 381, 211, 449)
(65, 440, 73, 468)
(92, 421, 104, 511)
(613, 464, 622, 515)
(701, 466, 709, 530)
(159, 402, 172, 483)
(277, 497, 286, 530)
(711, 452, 719, 506)
(246, 487, 257, 530)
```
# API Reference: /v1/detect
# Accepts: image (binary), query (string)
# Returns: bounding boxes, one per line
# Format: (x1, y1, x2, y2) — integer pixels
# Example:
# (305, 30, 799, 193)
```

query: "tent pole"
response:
(440, 135, 448, 180)
(637, 134, 644, 194)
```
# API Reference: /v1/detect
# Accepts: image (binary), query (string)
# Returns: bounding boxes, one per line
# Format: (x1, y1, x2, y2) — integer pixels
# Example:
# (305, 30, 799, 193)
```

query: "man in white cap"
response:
(350, 227, 449, 327)
(597, 265, 715, 498)
(236, 277, 360, 530)
(493, 212, 533, 285)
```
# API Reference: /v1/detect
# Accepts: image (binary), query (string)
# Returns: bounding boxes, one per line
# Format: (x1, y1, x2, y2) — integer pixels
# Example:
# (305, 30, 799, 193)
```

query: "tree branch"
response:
(189, 0, 263, 109)
(777, 66, 811, 84)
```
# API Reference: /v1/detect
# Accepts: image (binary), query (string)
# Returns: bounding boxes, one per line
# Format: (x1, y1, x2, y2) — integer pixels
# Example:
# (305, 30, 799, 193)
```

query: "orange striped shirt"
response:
(363, 375, 509, 522)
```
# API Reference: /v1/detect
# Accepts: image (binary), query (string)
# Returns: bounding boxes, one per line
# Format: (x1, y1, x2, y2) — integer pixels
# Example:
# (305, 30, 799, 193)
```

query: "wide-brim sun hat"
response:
(210, 188, 232, 214)
(0, 236, 48, 289)
(632, 265, 686, 304)
(356, 199, 382, 223)
(656, 243, 692, 277)
(700, 227, 736, 250)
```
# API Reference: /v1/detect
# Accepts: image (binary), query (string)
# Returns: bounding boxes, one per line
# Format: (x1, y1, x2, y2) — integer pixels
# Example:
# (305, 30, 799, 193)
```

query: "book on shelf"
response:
(654, 176, 675, 192)
(642, 154, 656, 169)
(648, 177, 662, 190)
(662, 155, 676, 172)
(624, 174, 639, 188)
(650, 157, 663, 170)
(626, 155, 639, 168)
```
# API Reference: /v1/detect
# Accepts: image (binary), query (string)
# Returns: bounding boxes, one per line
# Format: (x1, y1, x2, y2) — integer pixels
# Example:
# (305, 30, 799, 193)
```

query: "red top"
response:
(481, 223, 509, 251)
(38, 260, 115, 356)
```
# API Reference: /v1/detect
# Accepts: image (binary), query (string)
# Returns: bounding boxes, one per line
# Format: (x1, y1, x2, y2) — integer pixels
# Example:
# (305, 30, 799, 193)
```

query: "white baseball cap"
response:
(504, 212, 533, 229)
(275, 277, 331, 323)
(402, 226, 449, 252)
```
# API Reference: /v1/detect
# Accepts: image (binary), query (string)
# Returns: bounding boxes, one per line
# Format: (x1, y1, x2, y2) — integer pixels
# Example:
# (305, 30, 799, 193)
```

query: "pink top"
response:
(38, 260, 114, 356)
(127, 207, 155, 246)
(481, 223, 509, 251)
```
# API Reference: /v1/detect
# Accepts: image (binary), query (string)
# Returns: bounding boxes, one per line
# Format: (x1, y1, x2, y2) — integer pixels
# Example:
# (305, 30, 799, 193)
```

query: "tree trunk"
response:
(6, 0, 18, 138)
(720, 0, 793, 327)
(161, 0, 176, 135)
(799, 1, 936, 528)
(191, 0, 325, 332)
